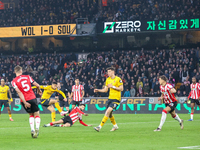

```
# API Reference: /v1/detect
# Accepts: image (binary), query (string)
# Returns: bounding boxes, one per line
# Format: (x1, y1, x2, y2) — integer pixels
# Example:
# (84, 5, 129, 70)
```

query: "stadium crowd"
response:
(0, 47, 199, 98)
(0, 0, 199, 27)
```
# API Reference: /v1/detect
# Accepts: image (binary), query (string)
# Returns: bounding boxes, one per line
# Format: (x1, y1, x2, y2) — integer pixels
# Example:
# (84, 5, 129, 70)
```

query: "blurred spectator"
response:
(130, 85, 136, 97)
(136, 78, 143, 90)
(124, 89, 130, 97)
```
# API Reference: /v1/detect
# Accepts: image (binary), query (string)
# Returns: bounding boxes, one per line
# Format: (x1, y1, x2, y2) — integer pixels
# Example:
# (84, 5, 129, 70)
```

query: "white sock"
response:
(46, 123, 51, 127)
(35, 116, 41, 130)
(29, 116, 35, 131)
(98, 125, 102, 129)
(173, 114, 181, 123)
(191, 113, 193, 119)
(158, 111, 167, 129)
(114, 124, 118, 128)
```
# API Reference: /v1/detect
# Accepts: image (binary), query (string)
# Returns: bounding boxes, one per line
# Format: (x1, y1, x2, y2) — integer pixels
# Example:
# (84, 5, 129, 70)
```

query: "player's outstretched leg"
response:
(171, 111, 184, 130)
(109, 111, 118, 131)
(50, 99, 68, 116)
(154, 110, 167, 132)
(43, 119, 64, 127)
(188, 103, 194, 121)
(94, 107, 113, 132)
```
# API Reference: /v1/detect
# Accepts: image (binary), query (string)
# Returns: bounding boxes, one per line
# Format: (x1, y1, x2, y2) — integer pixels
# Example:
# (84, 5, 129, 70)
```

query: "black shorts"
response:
(59, 100, 69, 107)
(71, 100, 81, 106)
(61, 116, 73, 126)
(21, 99, 39, 113)
(165, 101, 177, 113)
(41, 99, 50, 107)
(190, 98, 200, 105)
(0, 100, 9, 107)
(106, 99, 120, 110)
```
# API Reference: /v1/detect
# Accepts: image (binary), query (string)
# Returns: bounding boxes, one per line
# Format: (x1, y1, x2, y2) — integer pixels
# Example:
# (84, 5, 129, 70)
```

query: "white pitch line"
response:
(178, 146, 200, 149)
(0, 120, 200, 129)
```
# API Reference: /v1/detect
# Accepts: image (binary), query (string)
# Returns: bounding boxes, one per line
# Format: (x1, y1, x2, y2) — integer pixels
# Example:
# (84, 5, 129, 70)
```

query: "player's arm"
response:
(15, 87, 31, 108)
(81, 89, 85, 99)
(79, 119, 92, 126)
(169, 88, 176, 93)
(158, 93, 164, 101)
(108, 84, 123, 91)
(32, 82, 42, 95)
(94, 86, 108, 93)
(76, 107, 88, 116)
(8, 88, 13, 102)
(57, 90, 67, 101)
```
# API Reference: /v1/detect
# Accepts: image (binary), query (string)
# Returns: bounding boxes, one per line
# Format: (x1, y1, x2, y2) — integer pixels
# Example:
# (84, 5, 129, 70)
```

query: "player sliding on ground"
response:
(0, 79, 14, 121)
(154, 75, 184, 132)
(93, 67, 123, 132)
(43, 104, 91, 127)
(187, 77, 200, 121)
(32, 82, 68, 122)
(12, 65, 42, 138)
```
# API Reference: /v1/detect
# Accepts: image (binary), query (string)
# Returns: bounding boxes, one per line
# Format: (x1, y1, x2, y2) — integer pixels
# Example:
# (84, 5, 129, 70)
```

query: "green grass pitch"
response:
(0, 113, 199, 150)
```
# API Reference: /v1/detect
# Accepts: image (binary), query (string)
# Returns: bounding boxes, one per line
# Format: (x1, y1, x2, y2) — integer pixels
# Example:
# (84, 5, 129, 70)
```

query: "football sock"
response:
(158, 110, 167, 129)
(173, 114, 181, 123)
(51, 112, 56, 122)
(110, 116, 116, 126)
(29, 115, 35, 131)
(100, 116, 108, 128)
(9, 114, 12, 119)
(191, 113, 193, 119)
(35, 116, 41, 129)
(55, 102, 62, 113)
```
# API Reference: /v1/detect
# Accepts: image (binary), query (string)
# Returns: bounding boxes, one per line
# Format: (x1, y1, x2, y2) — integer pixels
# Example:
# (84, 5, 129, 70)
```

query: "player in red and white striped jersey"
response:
(70, 77, 85, 110)
(154, 75, 184, 132)
(187, 77, 200, 121)
(43, 104, 92, 127)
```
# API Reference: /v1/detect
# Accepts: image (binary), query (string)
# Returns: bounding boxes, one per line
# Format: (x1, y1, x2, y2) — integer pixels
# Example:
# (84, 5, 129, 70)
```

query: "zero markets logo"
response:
(103, 21, 142, 33)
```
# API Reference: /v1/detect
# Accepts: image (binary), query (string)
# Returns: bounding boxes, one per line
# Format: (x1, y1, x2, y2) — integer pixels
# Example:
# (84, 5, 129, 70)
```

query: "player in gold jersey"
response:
(0, 79, 14, 121)
(94, 67, 123, 132)
(32, 82, 68, 122)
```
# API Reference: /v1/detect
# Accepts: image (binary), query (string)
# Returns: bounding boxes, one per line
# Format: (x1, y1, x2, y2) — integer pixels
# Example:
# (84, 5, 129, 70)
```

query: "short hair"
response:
(75, 77, 79, 80)
(192, 77, 196, 79)
(159, 75, 168, 82)
(79, 104, 85, 107)
(106, 67, 115, 71)
(14, 65, 22, 73)
(52, 81, 57, 85)
(1, 79, 5, 82)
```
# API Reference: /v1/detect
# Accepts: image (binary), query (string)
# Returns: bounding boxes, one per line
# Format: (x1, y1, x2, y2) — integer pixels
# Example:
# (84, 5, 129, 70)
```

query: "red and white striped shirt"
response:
(71, 85, 84, 101)
(160, 83, 177, 104)
(69, 107, 88, 126)
(188, 83, 200, 99)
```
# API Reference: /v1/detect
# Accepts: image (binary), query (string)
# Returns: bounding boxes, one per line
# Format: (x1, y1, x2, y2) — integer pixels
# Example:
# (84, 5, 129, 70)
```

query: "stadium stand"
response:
(1, 48, 199, 98)
(0, 0, 199, 27)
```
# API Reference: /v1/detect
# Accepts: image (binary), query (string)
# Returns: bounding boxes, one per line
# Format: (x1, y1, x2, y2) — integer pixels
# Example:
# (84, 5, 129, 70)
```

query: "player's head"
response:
(159, 75, 168, 85)
(106, 67, 115, 77)
(75, 77, 79, 85)
(51, 81, 57, 89)
(1, 79, 5, 86)
(14, 65, 22, 76)
(57, 82, 61, 88)
(79, 104, 85, 111)
(192, 77, 196, 84)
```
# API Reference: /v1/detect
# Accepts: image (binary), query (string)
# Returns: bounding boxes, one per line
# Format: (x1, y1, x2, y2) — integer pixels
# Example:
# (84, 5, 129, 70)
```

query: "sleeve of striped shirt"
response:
(166, 84, 173, 91)
(75, 107, 85, 115)
(71, 85, 74, 92)
(79, 120, 88, 126)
